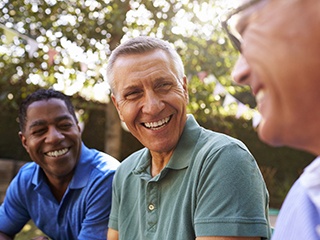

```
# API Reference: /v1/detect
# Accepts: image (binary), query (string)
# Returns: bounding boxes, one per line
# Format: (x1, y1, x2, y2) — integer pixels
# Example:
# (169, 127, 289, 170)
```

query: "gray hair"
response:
(106, 36, 185, 92)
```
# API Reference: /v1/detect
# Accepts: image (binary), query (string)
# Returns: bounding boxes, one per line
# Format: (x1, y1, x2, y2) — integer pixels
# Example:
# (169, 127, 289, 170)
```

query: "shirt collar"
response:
(32, 142, 91, 189)
(166, 114, 201, 170)
(300, 156, 320, 207)
(69, 142, 92, 189)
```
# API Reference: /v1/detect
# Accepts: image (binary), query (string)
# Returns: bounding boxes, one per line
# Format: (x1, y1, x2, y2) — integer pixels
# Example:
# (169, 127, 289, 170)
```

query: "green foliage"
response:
(187, 75, 221, 122)
(15, 221, 48, 240)
(0, 0, 242, 105)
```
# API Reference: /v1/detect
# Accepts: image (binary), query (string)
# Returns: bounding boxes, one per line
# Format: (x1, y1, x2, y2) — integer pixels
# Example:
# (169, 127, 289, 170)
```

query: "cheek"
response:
(118, 103, 137, 123)
(21, 136, 35, 153)
(23, 142, 40, 162)
(177, 90, 189, 108)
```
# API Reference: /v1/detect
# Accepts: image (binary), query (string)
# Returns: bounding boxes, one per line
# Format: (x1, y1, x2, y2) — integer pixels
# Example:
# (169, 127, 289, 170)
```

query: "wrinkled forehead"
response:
(114, 50, 177, 77)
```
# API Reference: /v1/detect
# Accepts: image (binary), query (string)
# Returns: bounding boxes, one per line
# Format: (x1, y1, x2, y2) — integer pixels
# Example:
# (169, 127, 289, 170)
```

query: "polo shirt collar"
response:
(69, 142, 92, 189)
(300, 156, 320, 207)
(166, 114, 201, 170)
(32, 142, 91, 189)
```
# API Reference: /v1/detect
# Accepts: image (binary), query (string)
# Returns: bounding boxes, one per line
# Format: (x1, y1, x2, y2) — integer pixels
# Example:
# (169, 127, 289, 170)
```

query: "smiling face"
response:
(232, 0, 320, 154)
(19, 98, 82, 182)
(111, 49, 188, 156)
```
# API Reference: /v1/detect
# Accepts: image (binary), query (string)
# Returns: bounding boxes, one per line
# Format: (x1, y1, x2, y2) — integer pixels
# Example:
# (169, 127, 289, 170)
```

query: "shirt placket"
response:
(146, 181, 159, 232)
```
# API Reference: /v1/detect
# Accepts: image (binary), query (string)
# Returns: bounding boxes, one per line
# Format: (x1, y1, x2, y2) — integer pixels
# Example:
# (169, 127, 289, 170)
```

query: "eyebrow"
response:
(122, 84, 140, 92)
(28, 115, 74, 130)
(154, 77, 167, 83)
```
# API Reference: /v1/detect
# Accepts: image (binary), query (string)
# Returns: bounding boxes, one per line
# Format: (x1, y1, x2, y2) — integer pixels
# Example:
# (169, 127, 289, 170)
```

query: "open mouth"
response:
(255, 89, 265, 105)
(45, 148, 69, 157)
(143, 115, 172, 130)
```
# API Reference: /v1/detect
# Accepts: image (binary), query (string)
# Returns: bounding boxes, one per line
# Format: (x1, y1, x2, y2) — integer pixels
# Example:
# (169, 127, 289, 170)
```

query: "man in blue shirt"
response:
(223, 0, 320, 239)
(0, 89, 119, 240)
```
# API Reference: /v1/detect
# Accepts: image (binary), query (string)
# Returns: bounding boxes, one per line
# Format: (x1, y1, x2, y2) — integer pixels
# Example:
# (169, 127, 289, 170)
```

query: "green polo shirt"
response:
(109, 115, 271, 239)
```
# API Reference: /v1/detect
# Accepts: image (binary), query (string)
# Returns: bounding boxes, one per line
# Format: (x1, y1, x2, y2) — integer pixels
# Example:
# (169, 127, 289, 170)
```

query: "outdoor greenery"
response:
(15, 221, 47, 240)
(0, 0, 247, 159)
(0, 0, 240, 107)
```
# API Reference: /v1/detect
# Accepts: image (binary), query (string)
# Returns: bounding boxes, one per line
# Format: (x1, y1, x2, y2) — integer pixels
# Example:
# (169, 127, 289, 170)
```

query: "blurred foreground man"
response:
(106, 36, 271, 240)
(0, 89, 119, 240)
(222, 0, 320, 239)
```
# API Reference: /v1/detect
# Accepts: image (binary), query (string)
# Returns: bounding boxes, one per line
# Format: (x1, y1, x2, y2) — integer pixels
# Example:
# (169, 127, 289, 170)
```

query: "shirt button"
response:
(148, 204, 155, 211)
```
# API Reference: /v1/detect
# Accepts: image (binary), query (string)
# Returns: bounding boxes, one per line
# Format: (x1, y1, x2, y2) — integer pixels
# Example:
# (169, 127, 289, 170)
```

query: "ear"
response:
(77, 123, 82, 133)
(19, 131, 29, 153)
(111, 93, 124, 121)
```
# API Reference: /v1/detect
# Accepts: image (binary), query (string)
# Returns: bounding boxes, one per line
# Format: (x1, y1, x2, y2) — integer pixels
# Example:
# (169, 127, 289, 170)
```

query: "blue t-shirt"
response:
(109, 115, 271, 239)
(0, 143, 119, 240)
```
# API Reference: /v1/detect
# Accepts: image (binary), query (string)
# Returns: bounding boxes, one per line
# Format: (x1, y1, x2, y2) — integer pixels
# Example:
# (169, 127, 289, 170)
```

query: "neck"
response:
(45, 173, 73, 202)
(150, 151, 173, 177)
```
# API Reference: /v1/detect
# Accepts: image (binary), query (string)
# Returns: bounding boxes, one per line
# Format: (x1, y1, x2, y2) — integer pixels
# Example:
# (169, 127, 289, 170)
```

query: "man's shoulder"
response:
(81, 145, 120, 172)
(17, 161, 37, 176)
(198, 127, 248, 152)
(116, 148, 148, 172)
(95, 150, 120, 170)
(6, 162, 37, 191)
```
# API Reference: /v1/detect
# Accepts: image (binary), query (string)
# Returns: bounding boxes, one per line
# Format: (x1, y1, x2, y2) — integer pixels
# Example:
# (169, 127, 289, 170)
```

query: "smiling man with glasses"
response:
(222, 0, 320, 239)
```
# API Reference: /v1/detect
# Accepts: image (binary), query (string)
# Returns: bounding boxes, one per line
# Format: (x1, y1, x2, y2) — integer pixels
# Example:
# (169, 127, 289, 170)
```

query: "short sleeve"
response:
(194, 143, 270, 238)
(0, 171, 30, 235)
(107, 169, 121, 231)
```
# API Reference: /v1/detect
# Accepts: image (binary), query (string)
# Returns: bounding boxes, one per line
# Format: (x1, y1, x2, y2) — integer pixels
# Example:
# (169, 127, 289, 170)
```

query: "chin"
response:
(258, 121, 283, 147)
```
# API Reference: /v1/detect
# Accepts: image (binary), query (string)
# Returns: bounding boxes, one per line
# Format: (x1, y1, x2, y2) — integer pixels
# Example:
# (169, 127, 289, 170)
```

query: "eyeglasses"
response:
(221, 0, 263, 52)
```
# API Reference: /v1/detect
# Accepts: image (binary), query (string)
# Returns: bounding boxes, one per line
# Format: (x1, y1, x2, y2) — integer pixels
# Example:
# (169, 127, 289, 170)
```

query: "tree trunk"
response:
(104, 101, 122, 160)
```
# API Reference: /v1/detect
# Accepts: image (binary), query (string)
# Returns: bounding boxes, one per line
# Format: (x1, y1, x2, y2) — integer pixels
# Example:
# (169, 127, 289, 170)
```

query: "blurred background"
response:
(0, 0, 314, 237)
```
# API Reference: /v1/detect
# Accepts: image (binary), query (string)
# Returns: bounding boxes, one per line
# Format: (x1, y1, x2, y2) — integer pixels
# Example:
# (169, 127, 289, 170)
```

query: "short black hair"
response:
(19, 89, 78, 132)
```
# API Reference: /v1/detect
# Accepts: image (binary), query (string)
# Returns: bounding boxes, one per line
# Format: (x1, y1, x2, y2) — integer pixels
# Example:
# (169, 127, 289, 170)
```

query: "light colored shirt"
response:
(272, 156, 320, 240)
(109, 114, 271, 239)
(0, 143, 120, 240)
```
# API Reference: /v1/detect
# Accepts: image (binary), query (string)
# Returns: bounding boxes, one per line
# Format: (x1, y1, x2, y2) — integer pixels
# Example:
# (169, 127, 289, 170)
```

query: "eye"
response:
(60, 123, 73, 129)
(124, 90, 143, 100)
(32, 128, 47, 136)
(156, 82, 172, 91)
(59, 123, 73, 130)
(58, 120, 74, 130)
(235, 17, 249, 37)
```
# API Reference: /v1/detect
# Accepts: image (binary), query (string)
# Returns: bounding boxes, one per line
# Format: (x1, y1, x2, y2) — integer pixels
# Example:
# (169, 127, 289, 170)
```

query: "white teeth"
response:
(144, 117, 170, 129)
(255, 90, 265, 104)
(46, 148, 68, 157)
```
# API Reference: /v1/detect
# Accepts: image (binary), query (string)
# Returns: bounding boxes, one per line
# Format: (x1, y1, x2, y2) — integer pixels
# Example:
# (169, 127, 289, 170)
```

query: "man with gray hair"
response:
(106, 36, 271, 240)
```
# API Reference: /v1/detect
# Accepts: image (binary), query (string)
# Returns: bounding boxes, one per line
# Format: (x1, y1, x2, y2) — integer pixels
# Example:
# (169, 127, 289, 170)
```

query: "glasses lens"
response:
(223, 0, 266, 52)
(228, 32, 241, 52)
(226, 13, 242, 52)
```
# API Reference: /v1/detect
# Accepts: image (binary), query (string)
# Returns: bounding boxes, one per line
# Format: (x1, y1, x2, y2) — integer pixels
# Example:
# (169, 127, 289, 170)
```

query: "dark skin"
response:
(19, 99, 81, 202)
(0, 99, 81, 239)
(0, 232, 12, 240)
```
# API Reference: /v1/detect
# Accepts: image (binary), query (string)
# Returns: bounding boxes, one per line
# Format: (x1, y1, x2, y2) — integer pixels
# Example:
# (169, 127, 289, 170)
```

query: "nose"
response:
(232, 55, 251, 85)
(142, 91, 165, 115)
(45, 126, 64, 143)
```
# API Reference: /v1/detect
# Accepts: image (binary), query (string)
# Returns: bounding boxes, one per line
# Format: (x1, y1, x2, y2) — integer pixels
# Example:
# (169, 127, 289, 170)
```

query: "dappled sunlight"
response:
(0, 0, 242, 104)
(15, 221, 48, 240)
